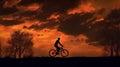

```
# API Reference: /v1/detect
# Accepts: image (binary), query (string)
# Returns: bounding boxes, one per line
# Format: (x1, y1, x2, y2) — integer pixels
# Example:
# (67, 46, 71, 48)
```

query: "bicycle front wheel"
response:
(61, 49, 69, 57)
(49, 49, 56, 57)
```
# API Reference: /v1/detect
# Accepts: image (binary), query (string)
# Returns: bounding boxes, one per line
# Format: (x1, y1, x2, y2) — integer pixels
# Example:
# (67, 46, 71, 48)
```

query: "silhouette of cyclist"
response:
(54, 38, 63, 54)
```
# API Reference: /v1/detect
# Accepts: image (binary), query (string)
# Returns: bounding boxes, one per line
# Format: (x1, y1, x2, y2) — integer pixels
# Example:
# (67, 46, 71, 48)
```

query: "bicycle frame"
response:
(59, 47, 64, 52)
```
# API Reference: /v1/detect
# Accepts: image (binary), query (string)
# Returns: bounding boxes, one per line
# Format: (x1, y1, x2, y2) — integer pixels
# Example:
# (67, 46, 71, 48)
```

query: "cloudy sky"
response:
(0, 0, 120, 57)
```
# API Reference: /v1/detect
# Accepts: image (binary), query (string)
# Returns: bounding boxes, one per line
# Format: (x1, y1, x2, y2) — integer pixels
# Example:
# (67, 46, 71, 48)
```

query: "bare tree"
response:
(8, 30, 34, 58)
(104, 9, 120, 56)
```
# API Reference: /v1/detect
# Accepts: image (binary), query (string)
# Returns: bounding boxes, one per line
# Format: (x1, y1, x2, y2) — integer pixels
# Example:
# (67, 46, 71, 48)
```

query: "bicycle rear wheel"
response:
(61, 49, 69, 57)
(49, 49, 56, 57)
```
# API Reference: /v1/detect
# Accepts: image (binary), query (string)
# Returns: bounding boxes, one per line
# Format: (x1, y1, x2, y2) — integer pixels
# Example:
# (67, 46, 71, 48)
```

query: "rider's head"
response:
(58, 38, 60, 40)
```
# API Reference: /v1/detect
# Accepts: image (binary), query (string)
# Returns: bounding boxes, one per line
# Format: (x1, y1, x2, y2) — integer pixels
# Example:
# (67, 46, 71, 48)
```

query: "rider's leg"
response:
(57, 47, 60, 53)
(56, 46, 60, 54)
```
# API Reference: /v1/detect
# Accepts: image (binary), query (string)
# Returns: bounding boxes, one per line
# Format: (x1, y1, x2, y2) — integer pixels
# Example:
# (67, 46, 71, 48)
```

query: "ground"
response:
(0, 57, 120, 66)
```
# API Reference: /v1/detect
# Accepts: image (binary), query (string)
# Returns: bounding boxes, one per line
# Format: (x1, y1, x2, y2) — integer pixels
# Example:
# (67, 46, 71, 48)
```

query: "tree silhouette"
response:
(4, 46, 14, 58)
(8, 30, 33, 58)
(86, 9, 120, 56)
(100, 9, 120, 56)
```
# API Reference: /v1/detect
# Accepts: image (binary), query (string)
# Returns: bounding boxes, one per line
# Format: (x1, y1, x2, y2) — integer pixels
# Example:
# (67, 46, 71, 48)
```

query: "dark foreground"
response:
(0, 57, 120, 66)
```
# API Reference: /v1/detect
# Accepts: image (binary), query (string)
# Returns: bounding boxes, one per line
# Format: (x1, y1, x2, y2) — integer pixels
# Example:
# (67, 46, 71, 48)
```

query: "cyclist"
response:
(54, 38, 63, 55)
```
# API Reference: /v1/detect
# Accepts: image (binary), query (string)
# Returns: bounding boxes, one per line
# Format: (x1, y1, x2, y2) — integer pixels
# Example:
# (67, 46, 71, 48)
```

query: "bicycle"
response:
(49, 46, 69, 57)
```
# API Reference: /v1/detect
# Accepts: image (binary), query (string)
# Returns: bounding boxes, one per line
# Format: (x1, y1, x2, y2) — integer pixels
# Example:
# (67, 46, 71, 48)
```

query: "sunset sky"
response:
(0, 0, 120, 57)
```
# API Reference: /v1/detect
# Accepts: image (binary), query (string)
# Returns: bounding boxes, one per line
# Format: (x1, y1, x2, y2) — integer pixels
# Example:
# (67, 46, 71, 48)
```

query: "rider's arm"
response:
(59, 42, 63, 47)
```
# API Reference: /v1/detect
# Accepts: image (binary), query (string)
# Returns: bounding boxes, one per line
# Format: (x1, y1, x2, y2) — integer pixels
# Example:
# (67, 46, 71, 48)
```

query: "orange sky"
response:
(0, 0, 120, 57)
(0, 23, 103, 57)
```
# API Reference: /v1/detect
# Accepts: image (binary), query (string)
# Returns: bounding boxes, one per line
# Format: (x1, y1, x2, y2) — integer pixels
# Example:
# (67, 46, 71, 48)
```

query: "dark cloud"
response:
(0, 0, 21, 26)
(0, 6, 18, 15)
(106, 9, 120, 21)
(0, 20, 22, 26)
(58, 13, 95, 36)
(85, 21, 106, 42)
(18, 0, 80, 21)
(0, 0, 82, 26)
(92, 0, 120, 9)
(27, 20, 59, 30)
(41, 0, 80, 20)
(19, 11, 38, 17)
(18, 0, 44, 6)
(1, 0, 113, 28)
(0, 0, 18, 15)
(97, 8, 106, 15)
(42, 0, 80, 13)
(0, 0, 5, 7)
